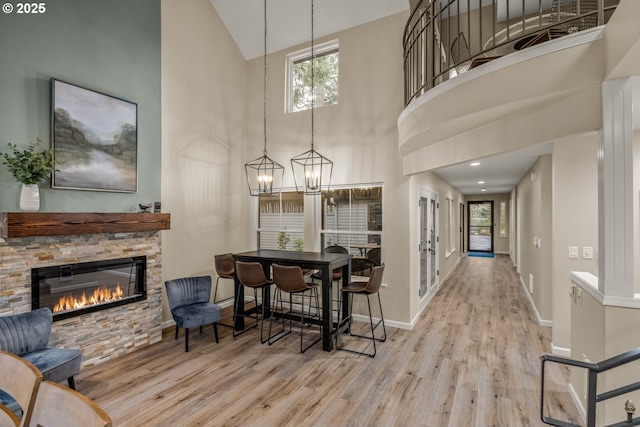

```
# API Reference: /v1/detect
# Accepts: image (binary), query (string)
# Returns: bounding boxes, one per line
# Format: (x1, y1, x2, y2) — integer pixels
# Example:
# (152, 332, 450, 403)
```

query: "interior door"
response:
(428, 198, 438, 294)
(468, 201, 493, 252)
(419, 192, 438, 298)
(459, 202, 464, 253)
(419, 197, 429, 298)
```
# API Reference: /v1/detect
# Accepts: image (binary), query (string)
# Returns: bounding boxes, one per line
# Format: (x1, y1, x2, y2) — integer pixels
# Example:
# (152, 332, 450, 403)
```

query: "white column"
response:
(304, 194, 322, 252)
(598, 78, 637, 297)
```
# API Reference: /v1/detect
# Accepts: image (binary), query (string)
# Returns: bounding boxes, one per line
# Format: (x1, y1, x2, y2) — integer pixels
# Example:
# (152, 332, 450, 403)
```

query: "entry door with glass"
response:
(468, 201, 493, 252)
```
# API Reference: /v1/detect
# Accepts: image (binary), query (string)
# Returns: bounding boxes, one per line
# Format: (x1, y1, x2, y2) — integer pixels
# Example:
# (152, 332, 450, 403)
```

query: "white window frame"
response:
(256, 189, 305, 251)
(320, 183, 383, 261)
(286, 39, 339, 114)
(499, 199, 508, 238)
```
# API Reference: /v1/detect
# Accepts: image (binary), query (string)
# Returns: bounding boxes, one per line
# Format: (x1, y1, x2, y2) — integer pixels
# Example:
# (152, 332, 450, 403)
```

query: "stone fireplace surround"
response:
(0, 212, 170, 367)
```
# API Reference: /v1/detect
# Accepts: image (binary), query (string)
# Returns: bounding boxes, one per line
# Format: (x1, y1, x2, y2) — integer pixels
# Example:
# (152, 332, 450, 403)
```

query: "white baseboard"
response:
(351, 313, 412, 330)
(412, 255, 462, 329)
(568, 382, 586, 425)
(551, 343, 571, 357)
(519, 275, 553, 328)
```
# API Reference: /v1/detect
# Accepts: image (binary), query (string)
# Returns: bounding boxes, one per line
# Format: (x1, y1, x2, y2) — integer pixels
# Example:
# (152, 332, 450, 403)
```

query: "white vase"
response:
(19, 184, 40, 211)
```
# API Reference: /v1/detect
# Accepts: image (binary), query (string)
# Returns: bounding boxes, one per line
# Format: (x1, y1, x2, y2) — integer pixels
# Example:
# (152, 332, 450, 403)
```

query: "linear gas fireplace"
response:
(32, 256, 147, 321)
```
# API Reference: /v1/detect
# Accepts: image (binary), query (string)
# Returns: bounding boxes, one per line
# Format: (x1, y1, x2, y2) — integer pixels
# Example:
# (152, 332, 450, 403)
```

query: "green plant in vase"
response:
(2, 139, 58, 211)
(293, 239, 304, 252)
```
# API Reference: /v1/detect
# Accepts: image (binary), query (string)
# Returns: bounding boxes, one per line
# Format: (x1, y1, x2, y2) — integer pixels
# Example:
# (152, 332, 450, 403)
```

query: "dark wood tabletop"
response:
(233, 249, 351, 351)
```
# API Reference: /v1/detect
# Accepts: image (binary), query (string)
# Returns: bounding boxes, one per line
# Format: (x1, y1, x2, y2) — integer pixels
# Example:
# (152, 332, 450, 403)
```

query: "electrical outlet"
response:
(583, 247, 593, 260)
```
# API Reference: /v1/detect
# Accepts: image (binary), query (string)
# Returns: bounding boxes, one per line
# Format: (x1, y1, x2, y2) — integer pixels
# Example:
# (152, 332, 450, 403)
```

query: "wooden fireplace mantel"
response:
(0, 212, 171, 238)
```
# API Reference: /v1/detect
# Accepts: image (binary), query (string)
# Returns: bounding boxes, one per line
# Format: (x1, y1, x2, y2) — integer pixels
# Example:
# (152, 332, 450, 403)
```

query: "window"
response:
(321, 186, 382, 268)
(499, 200, 507, 237)
(257, 192, 304, 251)
(287, 40, 339, 113)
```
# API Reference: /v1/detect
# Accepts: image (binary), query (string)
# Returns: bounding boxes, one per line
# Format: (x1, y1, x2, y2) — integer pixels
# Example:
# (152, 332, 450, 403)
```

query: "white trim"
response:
(599, 78, 637, 298)
(568, 382, 587, 425)
(398, 26, 604, 125)
(286, 39, 339, 114)
(570, 271, 640, 308)
(520, 275, 552, 327)
(351, 314, 412, 331)
(551, 343, 571, 357)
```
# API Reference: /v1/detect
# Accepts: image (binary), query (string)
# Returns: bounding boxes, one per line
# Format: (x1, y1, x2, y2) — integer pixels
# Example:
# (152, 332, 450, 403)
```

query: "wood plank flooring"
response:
(76, 254, 581, 426)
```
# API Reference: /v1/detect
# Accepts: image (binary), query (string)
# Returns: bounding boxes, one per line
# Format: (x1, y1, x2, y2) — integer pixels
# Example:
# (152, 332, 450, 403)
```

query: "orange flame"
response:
(53, 284, 124, 313)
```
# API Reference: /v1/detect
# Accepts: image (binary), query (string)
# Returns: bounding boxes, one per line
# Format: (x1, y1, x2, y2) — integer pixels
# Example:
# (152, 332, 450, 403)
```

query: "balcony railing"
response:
(541, 348, 640, 427)
(403, 0, 619, 106)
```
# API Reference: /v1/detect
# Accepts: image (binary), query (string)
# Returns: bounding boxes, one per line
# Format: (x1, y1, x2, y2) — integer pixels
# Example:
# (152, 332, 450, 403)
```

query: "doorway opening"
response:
(459, 202, 465, 253)
(468, 201, 493, 252)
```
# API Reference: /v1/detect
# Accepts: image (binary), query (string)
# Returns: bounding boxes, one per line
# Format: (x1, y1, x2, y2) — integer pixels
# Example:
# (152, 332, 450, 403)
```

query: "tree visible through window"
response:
(288, 41, 339, 113)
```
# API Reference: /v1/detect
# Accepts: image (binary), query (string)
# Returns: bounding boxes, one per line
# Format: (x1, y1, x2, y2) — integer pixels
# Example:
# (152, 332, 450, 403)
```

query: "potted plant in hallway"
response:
(2, 139, 57, 211)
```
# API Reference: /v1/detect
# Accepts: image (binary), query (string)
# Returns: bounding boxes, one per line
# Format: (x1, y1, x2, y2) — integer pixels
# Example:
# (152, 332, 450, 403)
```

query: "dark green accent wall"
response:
(0, 0, 161, 212)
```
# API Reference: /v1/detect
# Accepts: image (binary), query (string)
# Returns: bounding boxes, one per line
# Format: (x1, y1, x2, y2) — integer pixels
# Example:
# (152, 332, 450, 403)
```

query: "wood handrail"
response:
(0, 212, 170, 238)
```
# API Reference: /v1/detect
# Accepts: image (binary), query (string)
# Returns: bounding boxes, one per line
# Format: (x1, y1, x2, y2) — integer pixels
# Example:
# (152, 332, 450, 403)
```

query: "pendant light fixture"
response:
(290, 0, 333, 195)
(245, 0, 284, 196)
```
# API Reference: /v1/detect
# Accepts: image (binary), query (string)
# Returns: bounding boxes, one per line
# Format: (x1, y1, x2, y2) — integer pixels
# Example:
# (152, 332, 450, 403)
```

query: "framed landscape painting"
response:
(51, 79, 138, 192)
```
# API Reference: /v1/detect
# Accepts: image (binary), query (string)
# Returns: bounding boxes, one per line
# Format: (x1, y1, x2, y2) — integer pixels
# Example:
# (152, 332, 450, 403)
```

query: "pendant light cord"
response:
(263, 0, 268, 156)
(310, 0, 315, 151)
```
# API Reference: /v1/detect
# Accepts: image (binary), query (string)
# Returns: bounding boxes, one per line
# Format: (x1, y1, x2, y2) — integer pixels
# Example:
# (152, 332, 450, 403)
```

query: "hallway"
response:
(77, 254, 581, 426)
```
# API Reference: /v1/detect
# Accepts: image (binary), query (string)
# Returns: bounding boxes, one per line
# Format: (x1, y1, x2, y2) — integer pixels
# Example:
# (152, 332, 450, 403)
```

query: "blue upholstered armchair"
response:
(165, 276, 222, 352)
(0, 308, 82, 390)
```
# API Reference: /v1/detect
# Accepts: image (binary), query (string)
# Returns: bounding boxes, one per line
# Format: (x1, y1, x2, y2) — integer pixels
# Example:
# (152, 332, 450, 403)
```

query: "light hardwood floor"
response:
(76, 254, 581, 426)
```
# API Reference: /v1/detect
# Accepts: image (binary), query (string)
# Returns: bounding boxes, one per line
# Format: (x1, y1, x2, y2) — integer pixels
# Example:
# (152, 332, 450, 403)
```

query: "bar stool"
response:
(233, 261, 272, 343)
(269, 264, 322, 353)
(311, 245, 348, 321)
(214, 253, 235, 304)
(336, 264, 387, 357)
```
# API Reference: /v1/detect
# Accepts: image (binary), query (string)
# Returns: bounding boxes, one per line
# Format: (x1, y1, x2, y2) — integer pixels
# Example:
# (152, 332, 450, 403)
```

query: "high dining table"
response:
(233, 249, 352, 351)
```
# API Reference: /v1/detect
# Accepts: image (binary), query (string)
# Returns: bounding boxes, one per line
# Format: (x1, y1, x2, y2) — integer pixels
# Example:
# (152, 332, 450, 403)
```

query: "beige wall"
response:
(161, 0, 249, 322)
(552, 133, 599, 351)
(409, 172, 465, 319)
(242, 12, 412, 324)
(571, 285, 640, 426)
(517, 155, 553, 321)
(570, 284, 605, 424)
(160, 6, 414, 325)
(635, 128, 640, 294)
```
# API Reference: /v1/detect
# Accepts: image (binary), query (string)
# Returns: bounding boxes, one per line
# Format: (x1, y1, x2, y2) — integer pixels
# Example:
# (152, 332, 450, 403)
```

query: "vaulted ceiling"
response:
(208, 0, 561, 196)
(209, 0, 410, 60)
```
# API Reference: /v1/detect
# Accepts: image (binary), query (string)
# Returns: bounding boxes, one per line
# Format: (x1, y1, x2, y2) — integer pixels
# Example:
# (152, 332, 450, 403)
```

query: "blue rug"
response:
(468, 251, 494, 258)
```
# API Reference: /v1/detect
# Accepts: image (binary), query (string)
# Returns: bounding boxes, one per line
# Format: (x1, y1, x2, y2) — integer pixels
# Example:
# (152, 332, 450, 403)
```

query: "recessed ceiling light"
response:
(470, 162, 480, 167)
(477, 181, 485, 184)
(481, 188, 487, 192)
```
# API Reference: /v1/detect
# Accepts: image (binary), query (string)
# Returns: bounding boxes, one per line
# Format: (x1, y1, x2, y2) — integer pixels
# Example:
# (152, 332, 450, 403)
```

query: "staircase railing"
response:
(541, 347, 640, 427)
(403, 0, 619, 106)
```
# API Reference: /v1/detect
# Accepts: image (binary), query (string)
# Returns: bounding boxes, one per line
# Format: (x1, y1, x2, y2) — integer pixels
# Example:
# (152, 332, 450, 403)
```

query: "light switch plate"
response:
(583, 247, 593, 259)
(569, 246, 578, 259)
